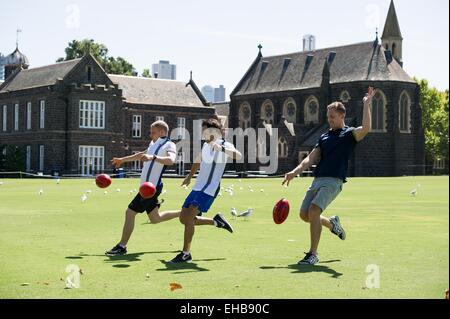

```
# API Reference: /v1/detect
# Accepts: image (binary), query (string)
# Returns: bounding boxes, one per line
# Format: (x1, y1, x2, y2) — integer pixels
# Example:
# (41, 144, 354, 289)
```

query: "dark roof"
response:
(212, 101, 230, 117)
(3, 47, 30, 66)
(382, 0, 403, 39)
(233, 41, 414, 97)
(0, 58, 81, 93)
(108, 74, 208, 107)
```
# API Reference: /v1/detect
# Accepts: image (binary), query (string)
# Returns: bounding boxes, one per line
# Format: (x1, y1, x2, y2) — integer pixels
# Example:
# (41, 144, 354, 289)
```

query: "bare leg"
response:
(148, 208, 180, 224)
(119, 208, 137, 247)
(308, 204, 323, 254)
(299, 209, 332, 230)
(194, 215, 215, 226)
(179, 206, 199, 252)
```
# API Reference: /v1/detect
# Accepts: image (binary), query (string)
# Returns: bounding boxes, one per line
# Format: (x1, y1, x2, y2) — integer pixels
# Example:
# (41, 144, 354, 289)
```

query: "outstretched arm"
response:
(282, 147, 321, 186)
(181, 152, 201, 187)
(353, 86, 374, 142)
(110, 151, 146, 168)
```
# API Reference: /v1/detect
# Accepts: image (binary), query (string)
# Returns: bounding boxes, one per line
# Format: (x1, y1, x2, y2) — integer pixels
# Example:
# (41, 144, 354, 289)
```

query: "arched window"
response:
(392, 43, 396, 57)
(257, 136, 266, 159)
(260, 100, 274, 124)
(399, 91, 411, 133)
(283, 98, 297, 123)
(304, 96, 319, 125)
(278, 137, 288, 158)
(239, 102, 251, 129)
(340, 90, 351, 103)
(371, 90, 387, 132)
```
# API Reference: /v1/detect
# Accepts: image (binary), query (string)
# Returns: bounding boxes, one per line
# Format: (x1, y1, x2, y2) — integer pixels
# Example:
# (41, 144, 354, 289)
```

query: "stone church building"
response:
(229, 0, 425, 177)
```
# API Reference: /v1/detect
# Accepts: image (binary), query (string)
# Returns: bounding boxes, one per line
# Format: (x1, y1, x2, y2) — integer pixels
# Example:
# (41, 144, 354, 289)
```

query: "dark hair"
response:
(202, 117, 223, 130)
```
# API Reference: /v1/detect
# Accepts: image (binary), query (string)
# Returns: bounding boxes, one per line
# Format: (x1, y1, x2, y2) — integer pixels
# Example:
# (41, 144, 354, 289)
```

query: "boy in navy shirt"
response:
(282, 87, 374, 265)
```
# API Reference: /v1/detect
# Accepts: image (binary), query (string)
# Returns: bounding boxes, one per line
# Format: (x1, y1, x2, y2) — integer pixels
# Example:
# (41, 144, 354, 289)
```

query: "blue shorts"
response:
(182, 191, 215, 213)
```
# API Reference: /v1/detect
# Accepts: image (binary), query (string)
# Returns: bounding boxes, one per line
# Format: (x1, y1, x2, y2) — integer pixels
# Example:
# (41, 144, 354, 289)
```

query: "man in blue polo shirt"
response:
(282, 87, 374, 265)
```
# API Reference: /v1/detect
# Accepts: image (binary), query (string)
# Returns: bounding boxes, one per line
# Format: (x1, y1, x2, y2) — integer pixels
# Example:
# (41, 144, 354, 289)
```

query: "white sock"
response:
(118, 244, 126, 249)
(213, 220, 218, 227)
(182, 250, 190, 255)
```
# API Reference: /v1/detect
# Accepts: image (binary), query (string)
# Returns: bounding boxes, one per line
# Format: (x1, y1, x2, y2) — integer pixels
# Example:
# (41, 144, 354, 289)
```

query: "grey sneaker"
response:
(298, 252, 320, 265)
(105, 244, 127, 256)
(330, 215, 346, 240)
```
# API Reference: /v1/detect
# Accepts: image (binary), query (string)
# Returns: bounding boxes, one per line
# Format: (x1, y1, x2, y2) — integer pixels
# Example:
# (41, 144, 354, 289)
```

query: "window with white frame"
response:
(283, 98, 297, 123)
(177, 117, 186, 139)
(304, 96, 319, 125)
(26, 145, 31, 171)
(131, 151, 142, 171)
(260, 100, 274, 124)
(2, 105, 6, 131)
(39, 100, 45, 129)
(39, 145, 44, 172)
(132, 115, 142, 138)
(278, 137, 288, 158)
(399, 91, 411, 133)
(177, 151, 185, 176)
(14, 103, 19, 131)
(371, 90, 387, 132)
(78, 145, 104, 175)
(156, 116, 164, 122)
(239, 102, 251, 129)
(79, 100, 105, 129)
(26, 102, 32, 130)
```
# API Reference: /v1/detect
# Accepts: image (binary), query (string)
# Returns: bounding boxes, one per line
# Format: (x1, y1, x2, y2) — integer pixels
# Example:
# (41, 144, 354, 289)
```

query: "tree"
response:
(416, 78, 449, 171)
(57, 39, 136, 76)
(142, 69, 152, 78)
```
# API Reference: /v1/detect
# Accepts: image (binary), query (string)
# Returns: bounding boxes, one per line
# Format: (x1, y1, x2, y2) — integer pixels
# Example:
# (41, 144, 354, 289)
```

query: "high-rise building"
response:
(302, 34, 316, 51)
(214, 85, 226, 102)
(201, 85, 214, 102)
(151, 60, 176, 80)
(0, 53, 5, 81)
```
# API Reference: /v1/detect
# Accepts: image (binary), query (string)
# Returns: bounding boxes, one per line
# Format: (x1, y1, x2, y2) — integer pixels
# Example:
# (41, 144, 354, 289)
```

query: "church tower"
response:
(381, 0, 403, 67)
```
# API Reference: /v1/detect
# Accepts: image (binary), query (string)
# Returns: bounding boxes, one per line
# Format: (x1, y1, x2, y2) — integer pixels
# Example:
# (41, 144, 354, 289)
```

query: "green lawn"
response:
(0, 176, 448, 299)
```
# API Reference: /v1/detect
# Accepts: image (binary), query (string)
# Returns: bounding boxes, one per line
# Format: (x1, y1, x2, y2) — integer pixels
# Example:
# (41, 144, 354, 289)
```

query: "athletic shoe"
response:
(170, 251, 192, 263)
(213, 214, 234, 233)
(105, 244, 127, 256)
(298, 252, 320, 265)
(330, 215, 346, 240)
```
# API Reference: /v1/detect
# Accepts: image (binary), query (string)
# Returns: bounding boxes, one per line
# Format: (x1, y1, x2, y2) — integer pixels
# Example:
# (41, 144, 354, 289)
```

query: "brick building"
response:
(0, 53, 214, 175)
(229, 0, 425, 176)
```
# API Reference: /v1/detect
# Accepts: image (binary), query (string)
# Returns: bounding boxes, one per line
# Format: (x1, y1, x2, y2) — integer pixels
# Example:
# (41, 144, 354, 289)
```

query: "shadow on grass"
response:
(155, 257, 226, 274)
(260, 260, 343, 278)
(65, 250, 180, 268)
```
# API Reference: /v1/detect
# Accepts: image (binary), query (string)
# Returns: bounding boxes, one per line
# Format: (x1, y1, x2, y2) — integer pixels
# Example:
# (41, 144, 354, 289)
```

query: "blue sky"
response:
(1, 0, 448, 95)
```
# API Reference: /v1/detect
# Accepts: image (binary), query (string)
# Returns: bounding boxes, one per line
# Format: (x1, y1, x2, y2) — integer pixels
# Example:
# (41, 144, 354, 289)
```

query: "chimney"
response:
(303, 34, 316, 52)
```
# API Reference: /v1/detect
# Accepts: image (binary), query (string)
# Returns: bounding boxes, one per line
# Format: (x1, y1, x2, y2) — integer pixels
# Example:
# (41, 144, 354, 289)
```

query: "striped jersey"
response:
(140, 137, 176, 187)
(192, 139, 234, 196)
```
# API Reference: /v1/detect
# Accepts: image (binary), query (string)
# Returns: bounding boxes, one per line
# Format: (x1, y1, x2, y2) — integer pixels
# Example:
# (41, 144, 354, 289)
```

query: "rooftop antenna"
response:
(16, 27, 22, 49)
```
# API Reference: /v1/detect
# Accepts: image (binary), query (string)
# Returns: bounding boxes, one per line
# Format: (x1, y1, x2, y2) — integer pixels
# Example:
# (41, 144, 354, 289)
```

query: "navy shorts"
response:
(182, 190, 215, 213)
(128, 183, 163, 214)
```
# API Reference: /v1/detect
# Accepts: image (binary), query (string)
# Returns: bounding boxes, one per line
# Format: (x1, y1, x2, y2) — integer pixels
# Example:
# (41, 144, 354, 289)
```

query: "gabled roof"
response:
(108, 74, 209, 107)
(381, 0, 403, 39)
(0, 58, 81, 93)
(232, 41, 414, 97)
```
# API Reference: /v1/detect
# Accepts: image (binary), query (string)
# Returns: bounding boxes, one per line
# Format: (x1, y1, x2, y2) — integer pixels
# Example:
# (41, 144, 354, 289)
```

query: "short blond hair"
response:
(151, 120, 169, 133)
(327, 102, 346, 115)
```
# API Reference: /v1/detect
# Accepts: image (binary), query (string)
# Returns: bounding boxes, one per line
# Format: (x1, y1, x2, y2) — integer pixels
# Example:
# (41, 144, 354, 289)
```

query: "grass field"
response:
(0, 176, 448, 299)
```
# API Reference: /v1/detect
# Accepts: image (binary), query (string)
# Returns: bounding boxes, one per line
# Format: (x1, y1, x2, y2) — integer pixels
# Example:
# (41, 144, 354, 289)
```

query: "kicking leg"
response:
(148, 208, 180, 224)
(299, 209, 332, 230)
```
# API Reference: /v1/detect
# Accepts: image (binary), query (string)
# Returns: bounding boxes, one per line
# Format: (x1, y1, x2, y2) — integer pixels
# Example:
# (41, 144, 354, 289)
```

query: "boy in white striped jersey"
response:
(170, 117, 242, 263)
(106, 121, 180, 256)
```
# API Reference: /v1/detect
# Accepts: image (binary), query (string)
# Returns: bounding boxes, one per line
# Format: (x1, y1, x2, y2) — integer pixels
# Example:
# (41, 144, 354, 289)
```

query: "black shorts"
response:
(128, 184, 163, 214)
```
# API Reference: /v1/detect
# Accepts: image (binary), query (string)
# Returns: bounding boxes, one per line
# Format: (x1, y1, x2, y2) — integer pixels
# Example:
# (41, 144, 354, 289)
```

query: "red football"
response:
(95, 174, 112, 188)
(139, 182, 156, 199)
(273, 198, 290, 224)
